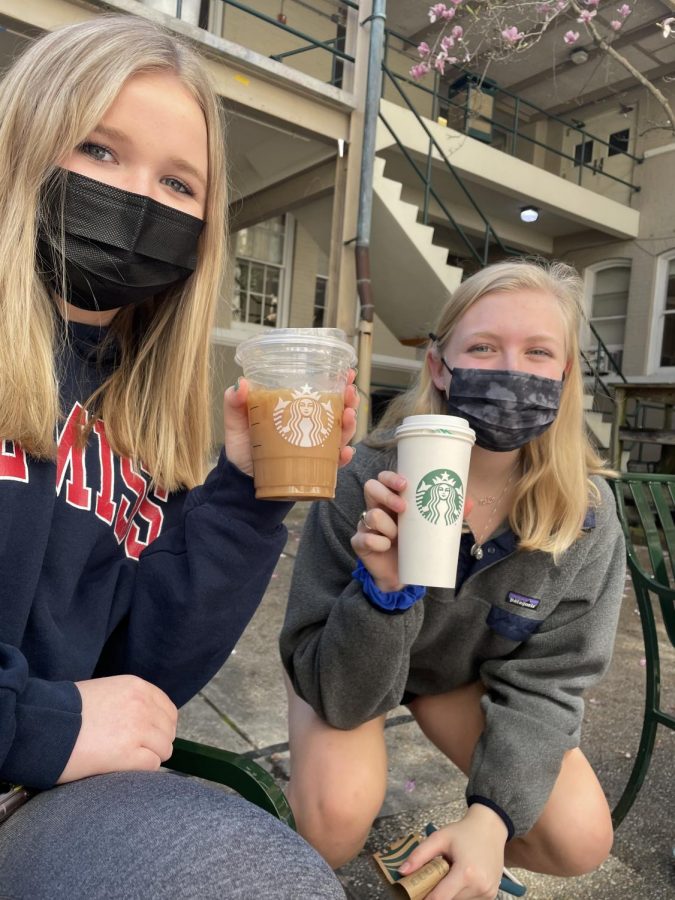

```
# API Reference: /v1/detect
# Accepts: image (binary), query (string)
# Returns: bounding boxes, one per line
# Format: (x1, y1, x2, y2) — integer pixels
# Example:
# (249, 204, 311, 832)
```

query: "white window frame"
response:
(648, 249, 675, 374)
(582, 259, 630, 372)
(231, 214, 295, 334)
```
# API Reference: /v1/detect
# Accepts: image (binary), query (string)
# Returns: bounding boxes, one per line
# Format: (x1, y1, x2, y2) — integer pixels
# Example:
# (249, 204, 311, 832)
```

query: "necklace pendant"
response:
(470, 542, 483, 560)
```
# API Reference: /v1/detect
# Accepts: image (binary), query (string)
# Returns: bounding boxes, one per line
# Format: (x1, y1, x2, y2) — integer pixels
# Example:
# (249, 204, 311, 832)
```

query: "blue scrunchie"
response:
(352, 559, 426, 614)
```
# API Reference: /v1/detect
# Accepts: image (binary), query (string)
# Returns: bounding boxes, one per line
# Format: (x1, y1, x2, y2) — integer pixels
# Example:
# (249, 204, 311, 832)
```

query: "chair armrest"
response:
(165, 737, 295, 830)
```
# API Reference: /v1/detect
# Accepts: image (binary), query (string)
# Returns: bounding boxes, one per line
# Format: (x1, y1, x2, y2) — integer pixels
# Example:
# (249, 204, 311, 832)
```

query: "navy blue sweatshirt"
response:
(0, 321, 290, 789)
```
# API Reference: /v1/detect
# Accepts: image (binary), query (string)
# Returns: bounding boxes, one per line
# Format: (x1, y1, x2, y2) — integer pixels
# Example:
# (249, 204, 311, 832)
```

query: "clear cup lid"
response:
(235, 328, 357, 367)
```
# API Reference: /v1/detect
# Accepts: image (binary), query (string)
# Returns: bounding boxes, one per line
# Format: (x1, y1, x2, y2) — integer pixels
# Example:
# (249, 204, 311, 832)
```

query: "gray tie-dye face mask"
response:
(444, 366, 563, 452)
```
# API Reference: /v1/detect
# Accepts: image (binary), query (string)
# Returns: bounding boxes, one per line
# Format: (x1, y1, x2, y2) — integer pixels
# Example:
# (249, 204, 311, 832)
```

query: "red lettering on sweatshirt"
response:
(0, 441, 29, 482)
(56, 404, 92, 510)
(114, 458, 149, 551)
(93, 420, 116, 525)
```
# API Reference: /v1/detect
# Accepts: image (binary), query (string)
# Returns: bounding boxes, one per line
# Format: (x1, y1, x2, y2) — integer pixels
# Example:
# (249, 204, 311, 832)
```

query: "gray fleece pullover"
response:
(280, 442, 626, 837)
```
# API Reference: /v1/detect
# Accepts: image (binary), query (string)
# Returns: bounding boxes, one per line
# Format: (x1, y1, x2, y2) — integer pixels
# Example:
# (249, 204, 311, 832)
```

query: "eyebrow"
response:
(467, 331, 562, 344)
(89, 125, 207, 190)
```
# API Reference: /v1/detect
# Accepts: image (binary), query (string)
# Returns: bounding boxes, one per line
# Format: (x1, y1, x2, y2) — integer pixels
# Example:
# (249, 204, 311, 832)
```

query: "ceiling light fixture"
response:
(520, 206, 540, 223)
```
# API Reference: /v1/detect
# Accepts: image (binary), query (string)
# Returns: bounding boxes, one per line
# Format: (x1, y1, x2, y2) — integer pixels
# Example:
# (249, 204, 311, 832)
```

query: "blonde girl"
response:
(281, 259, 625, 900)
(0, 16, 353, 899)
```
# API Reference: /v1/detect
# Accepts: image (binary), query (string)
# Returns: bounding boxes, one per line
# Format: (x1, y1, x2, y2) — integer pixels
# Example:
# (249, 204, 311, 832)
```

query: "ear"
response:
(427, 348, 449, 393)
(563, 356, 573, 378)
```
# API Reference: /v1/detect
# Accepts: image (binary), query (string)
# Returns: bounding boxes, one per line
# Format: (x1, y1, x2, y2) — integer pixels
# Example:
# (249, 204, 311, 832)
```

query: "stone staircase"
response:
(370, 155, 463, 342)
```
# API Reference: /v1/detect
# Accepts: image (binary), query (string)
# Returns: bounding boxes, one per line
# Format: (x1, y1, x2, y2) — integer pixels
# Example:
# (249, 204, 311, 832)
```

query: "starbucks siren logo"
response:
(273, 384, 335, 448)
(416, 469, 464, 526)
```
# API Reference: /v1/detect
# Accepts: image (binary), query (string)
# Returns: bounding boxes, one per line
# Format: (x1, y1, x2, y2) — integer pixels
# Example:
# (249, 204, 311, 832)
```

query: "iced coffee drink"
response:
(234, 328, 356, 501)
(247, 386, 343, 500)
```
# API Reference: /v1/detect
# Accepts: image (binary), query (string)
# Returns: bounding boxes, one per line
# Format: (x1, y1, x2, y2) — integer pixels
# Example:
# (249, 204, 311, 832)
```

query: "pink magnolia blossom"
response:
(610, 19, 622, 30)
(617, 3, 631, 16)
(577, 9, 596, 23)
(452, 25, 464, 40)
(410, 62, 431, 80)
(440, 35, 455, 51)
(429, 3, 456, 22)
(428, 3, 446, 23)
(502, 26, 525, 43)
(417, 41, 431, 57)
(564, 29, 580, 44)
(434, 55, 447, 74)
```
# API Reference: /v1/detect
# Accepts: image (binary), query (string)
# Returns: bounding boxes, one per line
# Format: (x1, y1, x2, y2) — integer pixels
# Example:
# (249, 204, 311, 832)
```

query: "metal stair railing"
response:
(379, 64, 519, 268)
(381, 28, 642, 195)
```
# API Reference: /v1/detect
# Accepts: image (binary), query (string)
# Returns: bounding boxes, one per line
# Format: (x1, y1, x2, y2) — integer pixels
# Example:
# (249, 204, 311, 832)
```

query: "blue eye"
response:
(79, 142, 114, 162)
(162, 176, 194, 196)
(528, 348, 553, 357)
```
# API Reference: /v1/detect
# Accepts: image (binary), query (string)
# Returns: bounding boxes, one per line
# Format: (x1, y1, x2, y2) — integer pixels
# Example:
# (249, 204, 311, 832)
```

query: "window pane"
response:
(265, 267, 280, 297)
(660, 312, 675, 367)
(608, 129, 629, 157)
(249, 263, 265, 294)
(248, 294, 263, 325)
(574, 140, 593, 167)
(234, 216, 285, 264)
(595, 266, 630, 295)
(314, 277, 327, 329)
(592, 294, 628, 318)
(666, 260, 675, 311)
(591, 318, 625, 347)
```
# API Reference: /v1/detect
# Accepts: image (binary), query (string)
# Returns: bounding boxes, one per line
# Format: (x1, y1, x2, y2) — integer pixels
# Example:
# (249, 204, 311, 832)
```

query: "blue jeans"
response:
(0, 771, 345, 899)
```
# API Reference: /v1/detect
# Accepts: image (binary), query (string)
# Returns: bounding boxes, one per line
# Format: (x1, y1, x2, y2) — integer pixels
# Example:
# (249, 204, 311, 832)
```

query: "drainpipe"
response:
(354, 0, 386, 441)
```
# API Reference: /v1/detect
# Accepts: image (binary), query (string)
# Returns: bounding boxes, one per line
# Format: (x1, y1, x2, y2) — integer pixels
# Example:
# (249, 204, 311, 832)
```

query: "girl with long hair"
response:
(0, 15, 354, 898)
(281, 260, 625, 899)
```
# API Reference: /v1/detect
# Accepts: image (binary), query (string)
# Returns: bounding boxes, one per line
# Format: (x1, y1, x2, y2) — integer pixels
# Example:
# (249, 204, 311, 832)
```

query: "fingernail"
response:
(398, 863, 410, 874)
(233, 377, 241, 392)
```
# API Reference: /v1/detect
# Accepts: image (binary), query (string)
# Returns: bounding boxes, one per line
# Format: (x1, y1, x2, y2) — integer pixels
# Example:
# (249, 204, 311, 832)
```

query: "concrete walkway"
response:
(177, 505, 675, 899)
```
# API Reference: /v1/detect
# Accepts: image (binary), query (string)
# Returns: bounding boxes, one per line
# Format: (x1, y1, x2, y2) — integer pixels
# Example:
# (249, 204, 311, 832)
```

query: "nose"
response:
(120, 169, 159, 203)
(501, 350, 521, 372)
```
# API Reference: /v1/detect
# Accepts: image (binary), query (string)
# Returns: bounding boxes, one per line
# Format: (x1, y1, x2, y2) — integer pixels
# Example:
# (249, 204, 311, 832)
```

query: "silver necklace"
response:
(469, 465, 519, 560)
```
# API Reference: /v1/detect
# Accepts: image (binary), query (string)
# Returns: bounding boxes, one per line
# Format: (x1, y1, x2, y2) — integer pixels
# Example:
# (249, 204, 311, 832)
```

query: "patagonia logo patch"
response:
(506, 591, 540, 610)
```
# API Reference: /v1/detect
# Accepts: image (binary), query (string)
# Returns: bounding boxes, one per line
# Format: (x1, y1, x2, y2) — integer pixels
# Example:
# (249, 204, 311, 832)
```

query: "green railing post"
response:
(511, 96, 520, 156)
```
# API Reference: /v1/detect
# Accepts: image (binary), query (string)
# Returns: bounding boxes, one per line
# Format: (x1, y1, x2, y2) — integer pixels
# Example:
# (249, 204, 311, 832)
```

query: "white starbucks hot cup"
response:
(395, 414, 475, 589)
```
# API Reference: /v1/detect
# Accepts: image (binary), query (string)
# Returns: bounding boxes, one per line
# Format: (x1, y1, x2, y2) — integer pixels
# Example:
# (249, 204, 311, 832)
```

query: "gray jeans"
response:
(0, 771, 345, 899)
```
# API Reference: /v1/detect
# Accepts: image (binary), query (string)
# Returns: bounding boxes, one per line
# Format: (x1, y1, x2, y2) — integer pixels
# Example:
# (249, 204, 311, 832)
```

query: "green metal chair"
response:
(609, 473, 675, 828)
(165, 737, 295, 830)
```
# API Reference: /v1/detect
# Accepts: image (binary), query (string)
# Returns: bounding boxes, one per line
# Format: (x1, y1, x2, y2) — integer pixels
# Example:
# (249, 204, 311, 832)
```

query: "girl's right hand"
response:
(350, 470, 407, 593)
(57, 675, 178, 783)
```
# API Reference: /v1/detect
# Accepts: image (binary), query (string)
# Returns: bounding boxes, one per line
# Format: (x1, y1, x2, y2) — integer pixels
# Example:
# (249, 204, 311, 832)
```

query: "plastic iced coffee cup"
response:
(234, 328, 356, 500)
(395, 414, 475, 589)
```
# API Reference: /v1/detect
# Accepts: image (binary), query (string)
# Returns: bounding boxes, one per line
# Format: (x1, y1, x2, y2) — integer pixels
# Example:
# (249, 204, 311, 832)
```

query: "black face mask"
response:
(442, 364, 563, 452)
(37, 171, 204, 311)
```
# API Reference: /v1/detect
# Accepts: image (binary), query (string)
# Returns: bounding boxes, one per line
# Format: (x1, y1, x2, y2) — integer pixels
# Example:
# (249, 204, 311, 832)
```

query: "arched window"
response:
(584, 261, 630, 373)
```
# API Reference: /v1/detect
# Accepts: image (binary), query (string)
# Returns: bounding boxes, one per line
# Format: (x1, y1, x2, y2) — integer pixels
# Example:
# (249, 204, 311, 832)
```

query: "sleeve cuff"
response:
(198, 449, 293, 532)
(467, 794, 515, 841)
(1, 679, 82, 789)
(352, 559, 426, 614)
